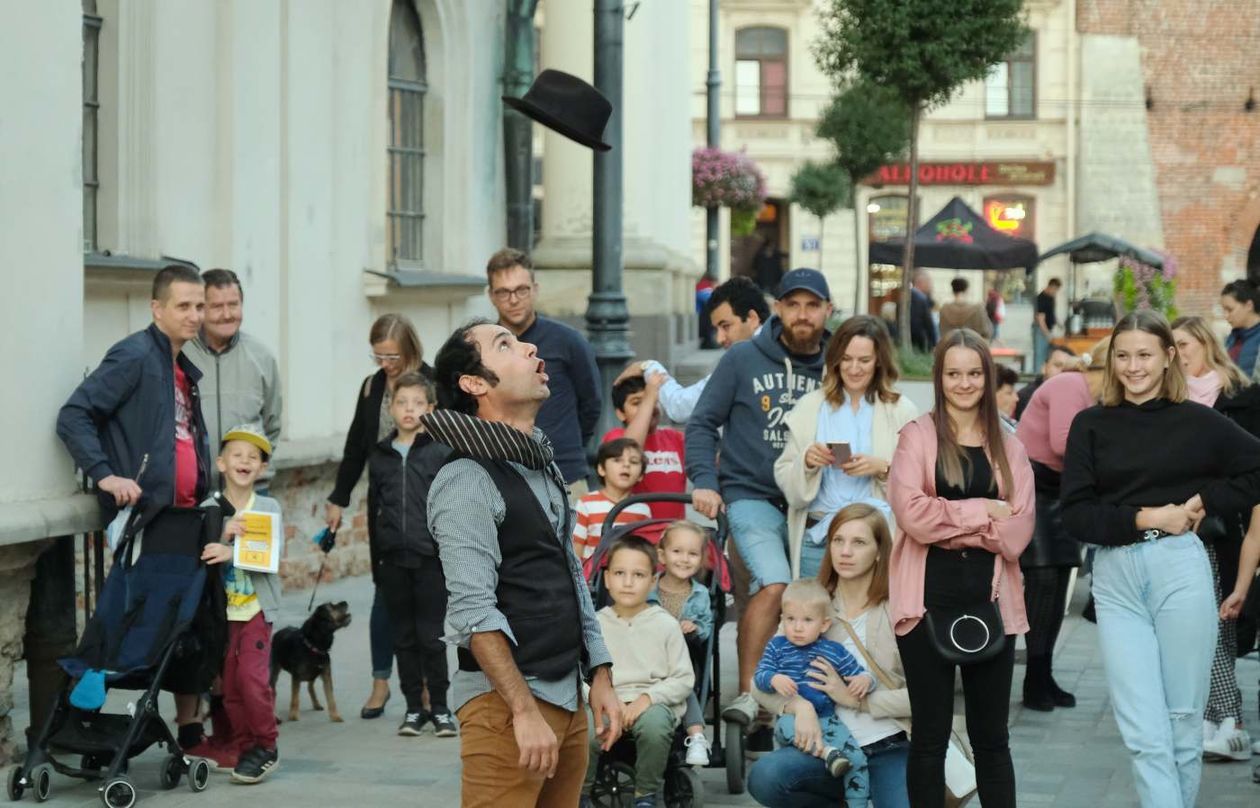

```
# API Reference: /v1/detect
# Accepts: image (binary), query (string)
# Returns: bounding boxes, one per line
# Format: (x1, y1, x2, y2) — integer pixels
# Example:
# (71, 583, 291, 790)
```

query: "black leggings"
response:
(377, 557, 450, 714)
(1023, 566, 1071, 658)
(897, 621, 1016, 808)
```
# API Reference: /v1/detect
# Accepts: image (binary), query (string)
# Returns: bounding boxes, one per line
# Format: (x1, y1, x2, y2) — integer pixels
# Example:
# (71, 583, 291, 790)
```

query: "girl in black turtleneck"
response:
(1060, 310, 1260, 808)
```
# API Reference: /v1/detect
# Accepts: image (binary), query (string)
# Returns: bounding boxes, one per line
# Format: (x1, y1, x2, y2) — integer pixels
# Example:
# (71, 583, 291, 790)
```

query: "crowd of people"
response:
(52, 248, 1260, 807)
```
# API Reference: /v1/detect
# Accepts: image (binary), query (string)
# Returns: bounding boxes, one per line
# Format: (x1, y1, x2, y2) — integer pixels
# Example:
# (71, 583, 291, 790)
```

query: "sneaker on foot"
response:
(633, 794, 657, 808)
(398, 711, 428, 736)
(1203, 719, 1218, 746)
(824, 746, 851, 778)
(1203, 724, 1252, 762)
(1252, 737, 1260, 756)
(230, 746, 278, 785)
(684, 733, 710, 766)
(722, 692, 758, 727)
(431, 711, 458, 738)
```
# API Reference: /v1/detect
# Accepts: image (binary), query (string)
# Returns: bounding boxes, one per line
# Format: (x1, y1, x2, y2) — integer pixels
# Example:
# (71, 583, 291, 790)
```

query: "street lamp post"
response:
(705, 0, 720, 281)
(587, 0, 632, 441)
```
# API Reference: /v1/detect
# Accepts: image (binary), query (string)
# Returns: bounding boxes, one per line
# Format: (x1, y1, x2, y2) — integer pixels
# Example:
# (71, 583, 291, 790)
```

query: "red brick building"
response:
(1078, 0, 1260, 314)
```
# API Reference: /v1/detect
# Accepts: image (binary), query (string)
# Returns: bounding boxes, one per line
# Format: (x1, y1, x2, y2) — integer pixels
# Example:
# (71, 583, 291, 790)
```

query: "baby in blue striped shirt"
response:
(754, 579, 873, 802)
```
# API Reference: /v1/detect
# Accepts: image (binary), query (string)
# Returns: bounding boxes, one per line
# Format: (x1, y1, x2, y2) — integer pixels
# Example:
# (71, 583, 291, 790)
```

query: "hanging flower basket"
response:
(692, 147, 767, 237)
(1114, 251, 1178, 320)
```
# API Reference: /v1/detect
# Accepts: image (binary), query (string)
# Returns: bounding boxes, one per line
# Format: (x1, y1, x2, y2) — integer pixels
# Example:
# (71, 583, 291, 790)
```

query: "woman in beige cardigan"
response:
(748, 503, 912, 807)
(774, 315, 919, 579)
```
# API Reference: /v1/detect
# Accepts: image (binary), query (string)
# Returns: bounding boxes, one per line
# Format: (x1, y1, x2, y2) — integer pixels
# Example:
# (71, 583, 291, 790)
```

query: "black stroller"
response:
(7, 503, 224, 808)
(582, 493, 735, 807)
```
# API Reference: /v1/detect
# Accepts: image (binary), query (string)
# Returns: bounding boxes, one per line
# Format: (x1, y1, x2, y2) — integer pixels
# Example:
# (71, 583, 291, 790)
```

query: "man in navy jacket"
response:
(58, 264, 212, 522)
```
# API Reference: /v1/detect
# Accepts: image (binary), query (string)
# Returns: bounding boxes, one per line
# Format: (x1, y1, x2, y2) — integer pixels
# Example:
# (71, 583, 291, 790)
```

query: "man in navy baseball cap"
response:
(776, 267, 831, 302)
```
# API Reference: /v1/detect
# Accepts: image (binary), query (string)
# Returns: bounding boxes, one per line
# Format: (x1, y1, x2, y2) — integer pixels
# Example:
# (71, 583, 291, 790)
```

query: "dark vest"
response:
(453, 456, 584, 680)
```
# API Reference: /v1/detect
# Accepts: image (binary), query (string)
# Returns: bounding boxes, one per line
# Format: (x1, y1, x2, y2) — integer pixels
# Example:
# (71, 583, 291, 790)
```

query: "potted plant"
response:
(692, 147, 767, 236)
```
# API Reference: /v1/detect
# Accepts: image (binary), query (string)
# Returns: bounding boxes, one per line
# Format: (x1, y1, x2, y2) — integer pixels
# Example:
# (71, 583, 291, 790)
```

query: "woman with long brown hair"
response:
(324, 313, 431, 720)
(1061, 310, 1260, 806)
(775, 315, 918, 580)
(888, 328, 1035, 808)
(749, 503, 913, 807)
(1171, 315, 1260, 760)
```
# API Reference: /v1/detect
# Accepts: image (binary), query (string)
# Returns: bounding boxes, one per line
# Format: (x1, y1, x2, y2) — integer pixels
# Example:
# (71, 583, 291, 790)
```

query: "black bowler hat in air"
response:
(503, 69, 613, 152)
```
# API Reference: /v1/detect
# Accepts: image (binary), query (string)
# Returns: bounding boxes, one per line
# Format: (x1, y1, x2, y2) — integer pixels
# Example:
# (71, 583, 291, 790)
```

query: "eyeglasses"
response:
(490, 284, 535, 303)
(370, 352, 403, 364)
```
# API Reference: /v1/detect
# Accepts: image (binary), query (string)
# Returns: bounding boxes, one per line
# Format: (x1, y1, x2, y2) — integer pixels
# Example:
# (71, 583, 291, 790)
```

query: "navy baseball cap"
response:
(776, 268, 830, 301)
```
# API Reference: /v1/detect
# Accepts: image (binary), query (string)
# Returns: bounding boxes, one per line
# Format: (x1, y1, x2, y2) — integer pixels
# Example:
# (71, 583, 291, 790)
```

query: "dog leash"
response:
(307, 527, 337, 612)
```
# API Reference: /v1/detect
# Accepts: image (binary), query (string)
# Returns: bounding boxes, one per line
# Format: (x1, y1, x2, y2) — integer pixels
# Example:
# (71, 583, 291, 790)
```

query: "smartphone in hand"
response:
(828, 442, 852, 468)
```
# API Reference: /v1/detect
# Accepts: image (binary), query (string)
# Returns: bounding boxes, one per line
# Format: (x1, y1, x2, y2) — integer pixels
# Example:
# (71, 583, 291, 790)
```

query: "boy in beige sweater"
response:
(581, 536, 694, 808)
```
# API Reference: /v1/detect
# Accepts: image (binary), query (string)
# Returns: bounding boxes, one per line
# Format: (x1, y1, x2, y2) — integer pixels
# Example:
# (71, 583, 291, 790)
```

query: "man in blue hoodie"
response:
(685, 268, 832, 726)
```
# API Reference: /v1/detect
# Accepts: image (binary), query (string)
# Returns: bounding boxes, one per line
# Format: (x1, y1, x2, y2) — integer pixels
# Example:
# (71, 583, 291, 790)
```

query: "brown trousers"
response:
(457, 691, 588, 808)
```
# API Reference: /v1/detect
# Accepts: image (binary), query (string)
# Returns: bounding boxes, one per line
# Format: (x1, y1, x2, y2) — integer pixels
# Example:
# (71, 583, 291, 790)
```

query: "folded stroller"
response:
(7, 503, 223, 808)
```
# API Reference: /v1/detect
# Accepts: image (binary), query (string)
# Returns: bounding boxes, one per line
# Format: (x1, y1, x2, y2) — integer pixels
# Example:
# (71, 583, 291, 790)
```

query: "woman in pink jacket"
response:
(887, 328, 1035, 808)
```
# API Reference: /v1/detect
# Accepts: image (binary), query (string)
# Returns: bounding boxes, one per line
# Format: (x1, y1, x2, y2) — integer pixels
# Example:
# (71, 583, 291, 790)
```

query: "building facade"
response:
(689, 0, 1260, 328)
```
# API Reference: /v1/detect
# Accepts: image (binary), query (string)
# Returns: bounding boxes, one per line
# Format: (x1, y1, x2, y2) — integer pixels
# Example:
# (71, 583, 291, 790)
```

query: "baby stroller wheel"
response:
(159, 754, 184, 790)
(6, 765, 24, 801)
(724, 722, 745, 795)
(664, 766, 703, 808)
(187, 758, 210, 793)
(589, 760, 635, 807)
(100, 777, 136, 808)
(29, 766, 50, 803)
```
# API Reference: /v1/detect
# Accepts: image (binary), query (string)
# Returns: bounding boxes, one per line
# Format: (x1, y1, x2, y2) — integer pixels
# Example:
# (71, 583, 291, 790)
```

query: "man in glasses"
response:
(486, 248, 601, 498)
(185, 269, 283, 492)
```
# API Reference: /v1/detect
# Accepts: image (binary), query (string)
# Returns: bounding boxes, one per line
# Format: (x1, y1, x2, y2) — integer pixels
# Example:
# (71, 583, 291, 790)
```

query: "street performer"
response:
(425, 320, 622, 806)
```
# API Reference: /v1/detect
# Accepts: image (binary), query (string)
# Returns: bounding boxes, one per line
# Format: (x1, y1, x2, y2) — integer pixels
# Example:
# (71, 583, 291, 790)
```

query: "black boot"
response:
(1046, 660, 1076, 708)
(1022, 656, 1055, 712)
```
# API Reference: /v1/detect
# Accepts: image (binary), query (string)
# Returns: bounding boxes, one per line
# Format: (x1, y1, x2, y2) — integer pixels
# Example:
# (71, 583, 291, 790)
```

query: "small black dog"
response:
(269, 601, 353, 723)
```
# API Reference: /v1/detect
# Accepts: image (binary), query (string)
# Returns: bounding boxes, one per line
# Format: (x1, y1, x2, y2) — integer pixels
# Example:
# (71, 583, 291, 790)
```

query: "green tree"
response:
(789, 161, 849, 271)
(815, 0, 1027, 346)
(815, 81, 910, 316)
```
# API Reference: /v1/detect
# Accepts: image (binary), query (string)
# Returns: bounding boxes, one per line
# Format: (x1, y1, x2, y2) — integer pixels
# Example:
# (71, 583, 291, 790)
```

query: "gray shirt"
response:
(427, 449, 612, 714)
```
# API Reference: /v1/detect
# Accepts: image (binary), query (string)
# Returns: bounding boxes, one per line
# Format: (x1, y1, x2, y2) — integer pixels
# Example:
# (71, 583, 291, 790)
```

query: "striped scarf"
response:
(420, 409, 554, 471)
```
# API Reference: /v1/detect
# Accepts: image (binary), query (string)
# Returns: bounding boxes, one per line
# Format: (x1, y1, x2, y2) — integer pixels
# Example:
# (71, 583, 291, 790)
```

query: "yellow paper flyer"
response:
(233, 510, 281, 573)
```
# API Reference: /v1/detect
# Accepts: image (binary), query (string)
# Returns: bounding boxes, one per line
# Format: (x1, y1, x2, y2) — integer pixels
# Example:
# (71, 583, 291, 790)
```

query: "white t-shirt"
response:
(834, 610, 902, 747)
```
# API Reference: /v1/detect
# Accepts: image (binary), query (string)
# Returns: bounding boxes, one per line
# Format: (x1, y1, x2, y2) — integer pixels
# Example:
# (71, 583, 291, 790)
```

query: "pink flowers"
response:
(692, 147, 767, 212)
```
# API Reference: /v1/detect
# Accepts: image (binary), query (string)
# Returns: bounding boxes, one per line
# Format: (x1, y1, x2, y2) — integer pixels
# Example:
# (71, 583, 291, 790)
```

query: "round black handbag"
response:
(924, 603, 1007, 666)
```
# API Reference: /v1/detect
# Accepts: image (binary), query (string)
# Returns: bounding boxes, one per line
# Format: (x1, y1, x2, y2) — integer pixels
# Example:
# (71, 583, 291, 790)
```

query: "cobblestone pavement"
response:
(9, 568, 1258, 806)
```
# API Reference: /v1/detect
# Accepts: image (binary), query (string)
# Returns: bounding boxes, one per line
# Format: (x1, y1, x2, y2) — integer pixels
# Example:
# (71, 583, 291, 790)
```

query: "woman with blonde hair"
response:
(324, 313, 431, 720)
(749, 503, 914, 807)
(1171, 315, 1260, 760)
(888, 328, 1035, 808)
(1061, 310, 1260, 806)
(775, 315, 918, 581)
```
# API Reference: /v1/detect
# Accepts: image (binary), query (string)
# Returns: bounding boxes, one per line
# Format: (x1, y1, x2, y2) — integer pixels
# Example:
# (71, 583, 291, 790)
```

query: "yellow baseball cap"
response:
(220, 424, 273, 461)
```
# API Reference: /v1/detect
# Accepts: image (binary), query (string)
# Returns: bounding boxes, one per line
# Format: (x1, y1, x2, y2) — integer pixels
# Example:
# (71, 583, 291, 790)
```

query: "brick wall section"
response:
(1078, 0, 1260, 315)
(0, 543, 47, 764)
(270, 462, 373, 594)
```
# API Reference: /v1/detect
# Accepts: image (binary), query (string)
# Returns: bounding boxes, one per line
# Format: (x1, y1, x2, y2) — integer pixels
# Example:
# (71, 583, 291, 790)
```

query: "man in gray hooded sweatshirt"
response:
(685, 268, 832, 725)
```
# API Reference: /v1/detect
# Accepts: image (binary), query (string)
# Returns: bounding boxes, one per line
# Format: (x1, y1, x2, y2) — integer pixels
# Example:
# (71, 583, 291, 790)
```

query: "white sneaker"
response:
(684, 733, 710, 766)
(1203, 723, 1252, 762)
(1203, 719, 1219, 745)
(722, 692, 758, 727)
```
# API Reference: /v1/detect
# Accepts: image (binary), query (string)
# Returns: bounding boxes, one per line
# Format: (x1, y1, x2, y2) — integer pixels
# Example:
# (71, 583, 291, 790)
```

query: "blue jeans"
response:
(727, 499, 791, 595)
(371, 585, 394, 680)
(799, 539, 827, 581)
(1093, 532, 1217, 808)
(748, 732, 910, 808)
(1032, 326, 1050, 370)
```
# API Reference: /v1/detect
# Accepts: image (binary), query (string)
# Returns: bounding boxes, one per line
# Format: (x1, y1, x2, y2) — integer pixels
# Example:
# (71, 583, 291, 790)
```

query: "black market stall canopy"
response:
(1038, 232, 1164, 269)
(868, 196, 1039, 272)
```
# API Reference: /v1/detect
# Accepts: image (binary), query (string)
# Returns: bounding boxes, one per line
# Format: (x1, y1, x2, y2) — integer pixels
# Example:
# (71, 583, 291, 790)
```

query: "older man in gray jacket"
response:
(185, 269, 283, 486)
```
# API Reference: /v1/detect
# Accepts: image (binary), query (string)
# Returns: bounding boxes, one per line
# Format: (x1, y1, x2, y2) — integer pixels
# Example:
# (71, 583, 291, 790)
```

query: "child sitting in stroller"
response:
(581, 536, 694, 808)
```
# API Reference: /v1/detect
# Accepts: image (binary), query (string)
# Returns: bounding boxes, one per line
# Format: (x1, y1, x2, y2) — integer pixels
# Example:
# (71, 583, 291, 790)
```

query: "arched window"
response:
(387, 0, 427, 265)
(735, 27, 787, 119)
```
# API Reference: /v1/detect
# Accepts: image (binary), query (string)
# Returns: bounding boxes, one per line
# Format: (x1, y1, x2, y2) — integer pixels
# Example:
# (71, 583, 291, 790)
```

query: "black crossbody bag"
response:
(922, 546, 1006, 666)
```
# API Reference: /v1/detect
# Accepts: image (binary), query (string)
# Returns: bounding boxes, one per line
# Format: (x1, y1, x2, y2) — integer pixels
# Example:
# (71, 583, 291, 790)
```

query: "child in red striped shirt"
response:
(573, 437, 652, 561)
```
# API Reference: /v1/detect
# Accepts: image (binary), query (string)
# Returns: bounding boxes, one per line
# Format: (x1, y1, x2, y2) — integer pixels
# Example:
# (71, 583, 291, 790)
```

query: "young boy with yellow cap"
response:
(197, 424, 284, 784)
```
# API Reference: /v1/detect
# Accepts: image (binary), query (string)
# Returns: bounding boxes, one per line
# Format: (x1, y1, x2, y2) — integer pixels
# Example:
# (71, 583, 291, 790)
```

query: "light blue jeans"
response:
(1092, 532, 1217, 808)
